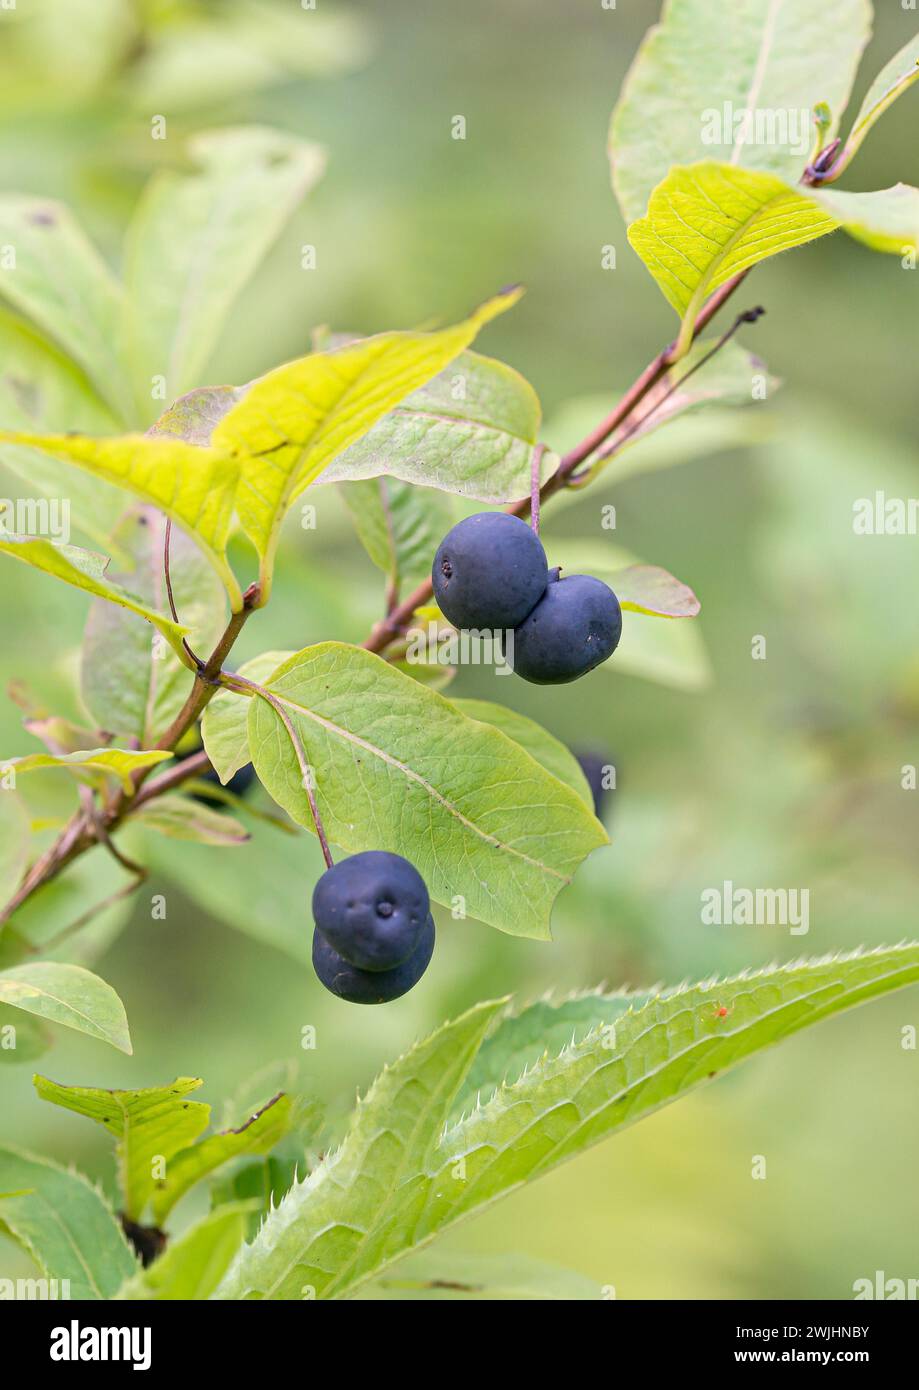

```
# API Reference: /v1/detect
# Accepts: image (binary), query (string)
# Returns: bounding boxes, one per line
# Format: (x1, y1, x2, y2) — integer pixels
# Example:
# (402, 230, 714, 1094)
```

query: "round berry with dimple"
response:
(432, 511, 549, 631)
(312, 850, 429, 972)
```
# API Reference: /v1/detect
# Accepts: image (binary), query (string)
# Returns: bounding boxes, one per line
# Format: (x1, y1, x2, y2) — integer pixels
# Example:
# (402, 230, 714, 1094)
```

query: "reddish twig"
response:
(363, 269, 752, 654)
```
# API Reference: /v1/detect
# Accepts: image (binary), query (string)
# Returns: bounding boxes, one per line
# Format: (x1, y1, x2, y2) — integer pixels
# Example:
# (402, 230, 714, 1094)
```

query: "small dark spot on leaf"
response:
(28, 209, 56, 227)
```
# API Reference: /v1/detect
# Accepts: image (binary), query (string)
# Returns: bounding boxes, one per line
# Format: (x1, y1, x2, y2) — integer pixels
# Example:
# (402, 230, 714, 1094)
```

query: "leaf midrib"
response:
(264, 689, 568, 882)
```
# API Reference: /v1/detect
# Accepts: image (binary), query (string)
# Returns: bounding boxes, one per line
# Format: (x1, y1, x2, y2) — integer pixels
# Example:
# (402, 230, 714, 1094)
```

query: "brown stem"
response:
(0, 585, 261, 928)
(132, 748, 212, 809)
(79, 786, 147, 880)
(589, 305, 765, 470)
(364, 269, 751, 655)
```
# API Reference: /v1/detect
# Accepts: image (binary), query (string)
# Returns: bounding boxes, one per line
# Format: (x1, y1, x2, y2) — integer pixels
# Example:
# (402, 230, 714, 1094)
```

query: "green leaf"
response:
(0, 792, 29, 903)
(150, 1094, 294, 1224)
(247, 643, 608, 938)
(1, 746, 172, 792)
(358, 1250, 602, 1301)
(125, 127, 326, 414)
(614, 566, 700, 618)
(629, 162, 839, 355)
(215, 999, 506, 1300)
(431, 947, 919, 1250)
(80, 506, 226, 744)
(839, 33, 919, 174)
(0, 963, 132, 1054)
(218, 944, 919, 1300)
(450, 989, 650, 1122)
(147, 383, 242, 446)
(807, 182, 919, 255)
(202, 650, 293, 784)
(33, 1076, 209, 1221)
(210, 1066, 323, 1239)
(211, 287, 523, 592)
(450, 699, 593, 805)
(609, 0, 871, 224)
(0, 1146, 138, 1298)
(0, 195, 132, 420)
(0, 429, 242, 604)
(321, 349, 549, 503)
(0, 533, 190, 661)
(131, 794, 250, 847)
(218, 1059, 306, 1130)
(115, 1203, 253, 1301)
(341, 477, 455, 597)
(545, 540, 701, 619)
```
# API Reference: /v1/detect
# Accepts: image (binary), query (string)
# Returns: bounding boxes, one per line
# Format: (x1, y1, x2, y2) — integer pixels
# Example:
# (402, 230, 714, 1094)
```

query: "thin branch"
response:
(34, 876, 146, 956)
(79, 786, 147, 880)
(131, 748, 211, 809)
(588, 305, 765, 471)
(0, 585, 262, 925)
(363, 268, 752, 655)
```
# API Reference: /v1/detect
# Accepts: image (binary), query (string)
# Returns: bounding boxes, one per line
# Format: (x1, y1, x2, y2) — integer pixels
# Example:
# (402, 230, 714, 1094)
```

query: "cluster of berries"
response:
(432, 511, 622, 682)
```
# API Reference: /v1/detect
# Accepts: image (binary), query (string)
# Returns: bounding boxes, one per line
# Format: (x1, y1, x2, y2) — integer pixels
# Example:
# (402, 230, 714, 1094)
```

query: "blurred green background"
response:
(1, 0, 918, 1299)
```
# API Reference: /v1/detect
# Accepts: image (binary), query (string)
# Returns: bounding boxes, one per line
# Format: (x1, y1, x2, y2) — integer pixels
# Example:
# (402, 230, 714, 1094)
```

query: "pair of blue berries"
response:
(312, 851, 435, 1004)
(432, 512, 622, 682)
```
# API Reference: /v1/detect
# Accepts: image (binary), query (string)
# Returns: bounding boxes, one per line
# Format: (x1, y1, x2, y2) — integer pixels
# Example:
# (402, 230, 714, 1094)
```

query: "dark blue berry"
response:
(312, 850, 429, 972)
(312, 914, 435, 1004)
(432, 512, 548, 631)
(509, 571, 622, 683)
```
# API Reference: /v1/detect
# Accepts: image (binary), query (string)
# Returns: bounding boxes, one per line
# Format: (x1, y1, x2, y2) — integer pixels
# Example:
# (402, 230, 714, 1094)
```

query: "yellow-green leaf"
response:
(211, 286, 522, 593)
(150, 1093, 294, 1223)
(131, 793, 250, 846)
(809, 182, 919, 255)
(0, 430, 241, 605)
(0, 533, 189, 660)
(33, 1075, 209, 1221)
(629, 162, 838, 355)
(1, 747, 172, 792)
